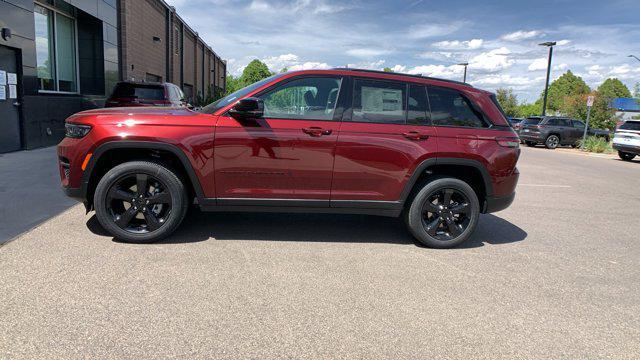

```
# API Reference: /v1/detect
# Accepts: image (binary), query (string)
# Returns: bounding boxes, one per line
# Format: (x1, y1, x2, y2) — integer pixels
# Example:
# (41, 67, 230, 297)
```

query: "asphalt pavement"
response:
(1, 146, 638, 359)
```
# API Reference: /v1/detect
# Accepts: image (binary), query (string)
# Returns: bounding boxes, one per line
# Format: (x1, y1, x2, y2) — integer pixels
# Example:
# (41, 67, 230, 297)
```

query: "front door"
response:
(0, 45, 21, 153)
(214, 76, 344, 203)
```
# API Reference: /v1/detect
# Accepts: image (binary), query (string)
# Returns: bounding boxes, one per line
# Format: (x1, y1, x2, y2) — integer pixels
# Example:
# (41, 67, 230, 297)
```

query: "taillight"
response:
(496, 137, 520, 148)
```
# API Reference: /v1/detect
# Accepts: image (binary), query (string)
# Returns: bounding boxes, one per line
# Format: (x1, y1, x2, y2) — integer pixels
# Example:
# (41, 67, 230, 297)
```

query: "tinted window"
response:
(408, 84, 429, 125)
(428, 86, 487, 127)
(352, 79, 406, 124)
(259, 77, 342, 120)
(524, 117, 542, 125)
(547, 118, 570, 127)
(620, 121, 640, 131)
(111, 83, 165, 100)
(572, 120, 585, 128)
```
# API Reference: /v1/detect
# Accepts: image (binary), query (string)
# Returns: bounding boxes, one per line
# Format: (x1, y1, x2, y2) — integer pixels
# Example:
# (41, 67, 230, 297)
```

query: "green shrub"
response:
(580, 136, 611, 153)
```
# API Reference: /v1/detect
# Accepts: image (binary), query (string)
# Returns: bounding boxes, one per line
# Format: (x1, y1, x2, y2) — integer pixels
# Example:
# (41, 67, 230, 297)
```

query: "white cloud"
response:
(408, 23, 463, 39)
(528, 57, 548, 71)
(469, 47, 514, 72)
(406, 64, 463, 78)
(247, 0, 271, 12)
(432, 39, 484, 50)
(288, 62, 331, 71)
(390, 65, 407, 73)
(346, 48, 391, 58)
(554, 63, 568, 71)
(470, 74, 533, 86)
(557, 39, 571, 46)
(501, 30, 541, 41)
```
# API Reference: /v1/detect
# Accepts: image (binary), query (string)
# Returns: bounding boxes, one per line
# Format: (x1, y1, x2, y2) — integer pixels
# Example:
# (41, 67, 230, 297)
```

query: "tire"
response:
(545, 135, 560, 149)
(525, 141, 536, 147)
(94, 161, 188, 243)
(618, 151, 636, 161)
(405, 177, 480, 249)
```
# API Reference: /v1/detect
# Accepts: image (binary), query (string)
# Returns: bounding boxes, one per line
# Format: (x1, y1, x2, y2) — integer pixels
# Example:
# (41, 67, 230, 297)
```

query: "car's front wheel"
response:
(405, 177, 480, 248)
(94, 161, 188, 243)
(545, 135, 560, 149)
(618, 151, 636, 161)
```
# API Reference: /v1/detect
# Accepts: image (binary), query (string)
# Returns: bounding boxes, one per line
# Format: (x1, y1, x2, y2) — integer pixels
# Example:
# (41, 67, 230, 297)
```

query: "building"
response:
(0, 0, 226, 153)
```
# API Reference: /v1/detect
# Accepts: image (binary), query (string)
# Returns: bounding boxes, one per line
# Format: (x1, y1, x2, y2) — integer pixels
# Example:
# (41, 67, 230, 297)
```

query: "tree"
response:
(540, 70, 590, 112)
(224, 75, 240, 95)
(634, 83, 640, 99)
(239, 59, 272, 88)
(495, 88, 519, 117)
(560, 92, 620, 131)
(516, 102, 542, 118)
(597, 78, 631, 99)
(383, 67, 393, 72)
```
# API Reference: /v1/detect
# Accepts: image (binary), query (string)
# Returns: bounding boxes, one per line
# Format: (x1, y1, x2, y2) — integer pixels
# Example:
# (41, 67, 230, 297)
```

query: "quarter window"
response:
(428, 86, 487, 128)
(352, 79, 406, 124)
(260, 77, 342, 120)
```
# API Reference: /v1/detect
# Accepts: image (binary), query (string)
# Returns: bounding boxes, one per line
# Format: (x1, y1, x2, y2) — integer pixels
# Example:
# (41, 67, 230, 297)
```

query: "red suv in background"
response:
(105, 81, 189, 108)
(58, 69, 520, 248)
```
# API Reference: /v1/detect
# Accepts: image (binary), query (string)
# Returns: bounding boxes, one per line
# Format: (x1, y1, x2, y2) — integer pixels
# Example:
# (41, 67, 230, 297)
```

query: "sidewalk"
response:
(0, 147, 77, 245)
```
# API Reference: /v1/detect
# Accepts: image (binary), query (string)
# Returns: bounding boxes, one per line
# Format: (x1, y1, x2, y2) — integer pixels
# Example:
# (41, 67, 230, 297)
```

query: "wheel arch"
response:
(82, 141, 206, 210)
(400, 158, 493, 212)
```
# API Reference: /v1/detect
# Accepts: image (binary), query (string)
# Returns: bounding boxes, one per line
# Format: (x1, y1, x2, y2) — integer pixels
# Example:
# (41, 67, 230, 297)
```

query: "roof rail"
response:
(331, 68, 471, 87)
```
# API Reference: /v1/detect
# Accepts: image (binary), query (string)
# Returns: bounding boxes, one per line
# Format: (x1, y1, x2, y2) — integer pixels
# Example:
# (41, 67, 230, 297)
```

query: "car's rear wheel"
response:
(94, 161, 188, 243)
(405, 177, 480, 248)
(545, 135, 560, 149)
(618, 151, 636, 161)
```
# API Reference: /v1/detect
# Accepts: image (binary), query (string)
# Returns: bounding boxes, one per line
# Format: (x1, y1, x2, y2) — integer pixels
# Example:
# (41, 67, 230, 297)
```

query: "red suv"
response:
(105, 81, 189, 108)
(58, 69, 520, 248)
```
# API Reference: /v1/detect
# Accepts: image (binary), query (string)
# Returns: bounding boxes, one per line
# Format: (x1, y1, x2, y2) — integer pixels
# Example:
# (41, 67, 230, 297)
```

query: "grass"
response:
(579, 136, 613, 154)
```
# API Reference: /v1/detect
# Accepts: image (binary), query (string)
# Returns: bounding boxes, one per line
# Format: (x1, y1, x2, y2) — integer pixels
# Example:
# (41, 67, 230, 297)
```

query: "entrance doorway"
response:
(0, 45, 21, 153)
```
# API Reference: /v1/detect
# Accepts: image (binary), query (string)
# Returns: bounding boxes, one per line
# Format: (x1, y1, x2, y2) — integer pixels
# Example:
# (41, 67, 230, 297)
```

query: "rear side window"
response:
(352, 79, 406, 124)
(572, 120, 585, 128)
(547, 118, 570, 127)
(408, 84, 429, 125)
(111, 83, 165, 100)
(620, 121, 640, 131)
(524, 117, 542, 125)
(428, 86, 487, 128)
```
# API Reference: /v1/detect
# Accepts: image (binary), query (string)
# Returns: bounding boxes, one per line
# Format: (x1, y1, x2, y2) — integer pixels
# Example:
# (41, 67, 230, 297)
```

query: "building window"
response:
(34, 2, 78, 93)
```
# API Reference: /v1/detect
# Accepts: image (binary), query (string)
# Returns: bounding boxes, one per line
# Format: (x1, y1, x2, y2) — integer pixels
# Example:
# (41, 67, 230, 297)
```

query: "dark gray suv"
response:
(519, 116, 610, 149)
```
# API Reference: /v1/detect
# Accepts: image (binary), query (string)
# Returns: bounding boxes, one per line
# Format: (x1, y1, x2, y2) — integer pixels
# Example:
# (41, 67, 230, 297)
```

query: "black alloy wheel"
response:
(94, 161, 188, 243)
(421, 188, 471, 241)
(618, 151, 636, 161)
(106, 173, 172, 233)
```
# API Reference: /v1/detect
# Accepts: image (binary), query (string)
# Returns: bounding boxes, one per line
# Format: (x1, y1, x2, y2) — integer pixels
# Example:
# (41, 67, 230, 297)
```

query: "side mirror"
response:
(229, 97, 264, 120)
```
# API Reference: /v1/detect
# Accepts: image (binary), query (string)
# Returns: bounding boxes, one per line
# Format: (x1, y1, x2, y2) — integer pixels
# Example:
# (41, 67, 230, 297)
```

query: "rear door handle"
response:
(302, 127, 332, 137)
(402, 131, 429, 140)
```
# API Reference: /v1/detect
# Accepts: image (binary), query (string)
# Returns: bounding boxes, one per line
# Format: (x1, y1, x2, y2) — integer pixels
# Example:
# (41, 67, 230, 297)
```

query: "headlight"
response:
(65, 123, 92, 138)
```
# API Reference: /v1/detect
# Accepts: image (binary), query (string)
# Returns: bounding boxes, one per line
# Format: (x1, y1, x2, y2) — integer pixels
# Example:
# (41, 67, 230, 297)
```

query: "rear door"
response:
(331, 78, 437, 204)
(214, 75, 344, 202)
(571, 120, 586, 143)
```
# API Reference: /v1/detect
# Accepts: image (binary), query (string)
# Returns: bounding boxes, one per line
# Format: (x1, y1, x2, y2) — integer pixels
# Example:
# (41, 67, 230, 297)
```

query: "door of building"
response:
(0, 45, 21, 153)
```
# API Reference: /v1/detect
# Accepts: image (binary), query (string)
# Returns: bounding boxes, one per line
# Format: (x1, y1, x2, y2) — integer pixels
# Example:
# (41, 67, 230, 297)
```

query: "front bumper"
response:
(612, 143, 640, 155)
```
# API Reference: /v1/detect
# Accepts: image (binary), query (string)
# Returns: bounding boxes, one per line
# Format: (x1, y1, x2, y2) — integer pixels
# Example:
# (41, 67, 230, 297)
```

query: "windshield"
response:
(619, 121, 640, 131)
(111, 83, 165, 100)
(199, 74, 284, 114)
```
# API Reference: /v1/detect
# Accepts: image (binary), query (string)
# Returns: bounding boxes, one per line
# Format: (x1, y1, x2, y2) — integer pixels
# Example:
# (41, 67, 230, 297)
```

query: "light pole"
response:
(457, 62, 469, 83)
(539, 41, 556, 116)
(629, 55, 640, 63)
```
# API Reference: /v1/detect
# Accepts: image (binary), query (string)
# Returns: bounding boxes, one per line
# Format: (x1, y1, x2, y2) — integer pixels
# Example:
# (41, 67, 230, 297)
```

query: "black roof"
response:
(332, 68, 471, 87)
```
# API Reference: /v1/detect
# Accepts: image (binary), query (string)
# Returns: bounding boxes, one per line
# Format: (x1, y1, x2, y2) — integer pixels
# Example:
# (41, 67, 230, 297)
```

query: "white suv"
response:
(613, 120, 640, 161)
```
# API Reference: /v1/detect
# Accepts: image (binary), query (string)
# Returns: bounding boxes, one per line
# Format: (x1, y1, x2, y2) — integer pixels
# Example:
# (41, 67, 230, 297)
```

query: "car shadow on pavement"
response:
(87, 211, 527, 248)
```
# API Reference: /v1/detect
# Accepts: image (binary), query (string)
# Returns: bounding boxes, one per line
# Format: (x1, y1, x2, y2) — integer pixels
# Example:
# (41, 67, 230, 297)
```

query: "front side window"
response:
(428, 86, 487, 128)
(34, 3, 77, 92)
(352, 79, 406, 124)
(260, 77, 342, 120)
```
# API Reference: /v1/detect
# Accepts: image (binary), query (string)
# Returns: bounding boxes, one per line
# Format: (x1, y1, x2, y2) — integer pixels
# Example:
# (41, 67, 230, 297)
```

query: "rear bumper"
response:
(519, 133, 543, 142)
(484, 192, 516, 213)
(612, 143, 640, 155)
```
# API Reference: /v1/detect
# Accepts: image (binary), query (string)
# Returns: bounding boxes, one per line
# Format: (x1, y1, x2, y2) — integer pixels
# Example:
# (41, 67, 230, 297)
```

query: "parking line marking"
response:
(518, 184, 572, 188)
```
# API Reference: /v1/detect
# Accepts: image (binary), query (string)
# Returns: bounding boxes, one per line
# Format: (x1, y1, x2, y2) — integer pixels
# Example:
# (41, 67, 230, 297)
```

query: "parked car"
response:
(612, 120, 640, 161)
(105, 81, 189, 108)
(58, 69, 520, 249)
(508, 117, 524, 132)
(519, 116, 610, 149)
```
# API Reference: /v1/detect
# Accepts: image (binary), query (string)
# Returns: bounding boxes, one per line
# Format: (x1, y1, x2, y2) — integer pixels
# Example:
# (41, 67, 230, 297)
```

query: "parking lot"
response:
(1, 146, 638, 359)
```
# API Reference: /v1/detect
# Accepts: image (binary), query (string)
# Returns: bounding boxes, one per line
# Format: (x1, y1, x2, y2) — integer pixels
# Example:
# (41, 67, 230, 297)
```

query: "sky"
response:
(165, 0, 640, 102)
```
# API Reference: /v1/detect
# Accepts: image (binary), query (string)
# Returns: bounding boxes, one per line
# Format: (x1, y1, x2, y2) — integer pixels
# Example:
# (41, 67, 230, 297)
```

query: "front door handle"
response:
(302, 127, 332, 137)
(402, 131, 429, 140)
